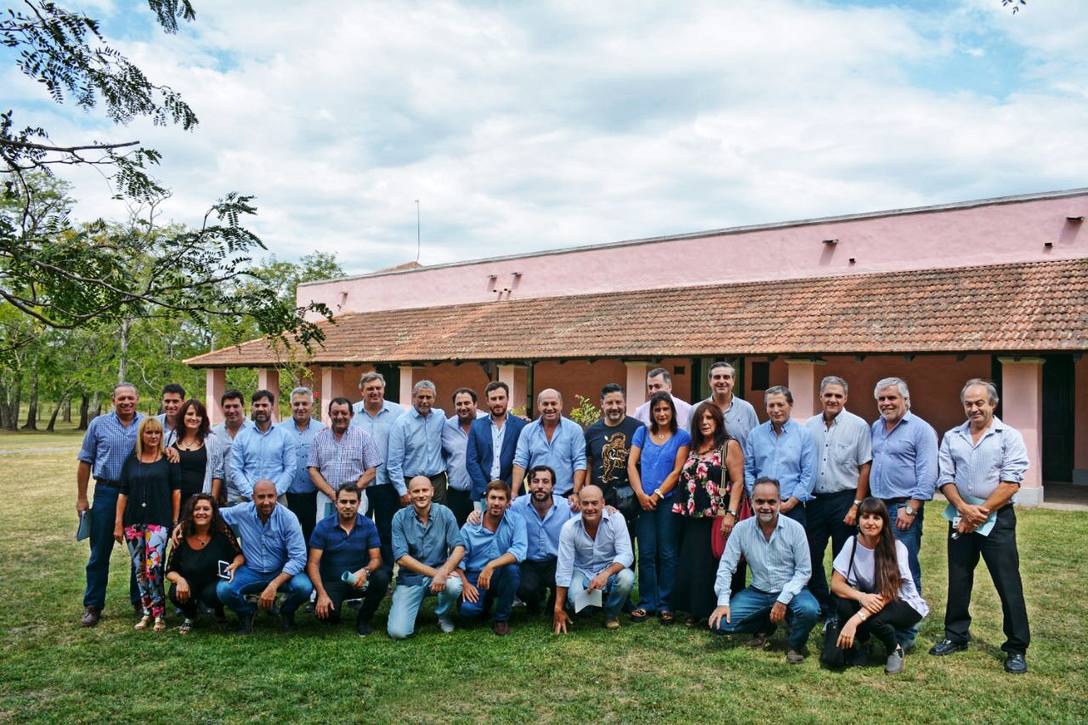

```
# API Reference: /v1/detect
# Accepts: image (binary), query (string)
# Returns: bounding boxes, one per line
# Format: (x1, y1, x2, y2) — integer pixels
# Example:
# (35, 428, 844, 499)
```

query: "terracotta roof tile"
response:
(186, 258, 1088, 367)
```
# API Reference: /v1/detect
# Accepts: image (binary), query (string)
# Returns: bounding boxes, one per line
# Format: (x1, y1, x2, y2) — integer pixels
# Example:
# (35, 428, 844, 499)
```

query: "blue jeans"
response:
(714, 587, 820, 651)
(885, 500, 924, 645)
(83, 484, 138, 610)
(387, 575, 464, 639)
(569, 569, 635, 619)
(459, 566, 520, 623)
(215, 565, 313, 617)
(635, 500, 677, 613)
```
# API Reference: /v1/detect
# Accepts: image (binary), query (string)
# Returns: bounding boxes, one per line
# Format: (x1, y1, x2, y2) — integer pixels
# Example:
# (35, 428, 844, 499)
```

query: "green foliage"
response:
(568, 394, 601, 428)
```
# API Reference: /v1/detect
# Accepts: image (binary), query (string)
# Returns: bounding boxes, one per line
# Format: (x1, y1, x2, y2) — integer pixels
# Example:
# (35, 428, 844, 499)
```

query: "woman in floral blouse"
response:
(671, 401, 745, 626)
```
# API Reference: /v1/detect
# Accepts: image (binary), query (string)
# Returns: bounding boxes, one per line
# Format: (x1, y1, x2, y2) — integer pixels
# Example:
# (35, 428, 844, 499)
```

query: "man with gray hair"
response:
(743, 385, 817, 523)
(278, 386, 326, 543)
(633, 367, 692, 432)
(804, 375, 872, 622)
(387, 380, 449, 504)
(350, 370, 404, 572)
(930, 379, 1030, 674)
(869, 376, 938, 650)
(705, 361, 759, 446)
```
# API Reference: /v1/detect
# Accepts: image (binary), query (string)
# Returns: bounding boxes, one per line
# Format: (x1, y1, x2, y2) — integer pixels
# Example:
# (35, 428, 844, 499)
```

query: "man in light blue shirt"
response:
(278, 386, 326, 543)
(216, 480, 312, 634)
(230, 389, 296, 503)
(710, 478, 819, 663)
(705, 361, 760, 447)
(553, 485, 634, 632)
(155, 383, 185, 448)
(211, 390, 254, 502)
(508, 465, 574, 615)
(387, 380, 448, 504)
(350, 371, 404, 574)
(441, 387, 486, 525)
(744, 386, 817, 523)
(512, 389, 587, 498)
(458, 480, 527, 635)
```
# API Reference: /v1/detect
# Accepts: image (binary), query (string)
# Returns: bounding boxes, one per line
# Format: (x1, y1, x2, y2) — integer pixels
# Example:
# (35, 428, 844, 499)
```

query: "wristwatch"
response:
(726, 509, 738, 517)
(903, 506, 917, 517)
(852, 499, 862, 507)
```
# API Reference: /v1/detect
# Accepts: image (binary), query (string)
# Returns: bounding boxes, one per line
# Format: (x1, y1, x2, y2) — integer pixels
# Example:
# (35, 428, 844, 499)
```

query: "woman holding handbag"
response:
(628, 392, 691, 624)
(671, 402, 745, 627)
(822, 497, 928, 674)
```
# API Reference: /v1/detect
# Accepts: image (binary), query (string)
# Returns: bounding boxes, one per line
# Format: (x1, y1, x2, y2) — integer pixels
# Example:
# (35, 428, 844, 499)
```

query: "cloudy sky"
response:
(5, 0, 1087, 275)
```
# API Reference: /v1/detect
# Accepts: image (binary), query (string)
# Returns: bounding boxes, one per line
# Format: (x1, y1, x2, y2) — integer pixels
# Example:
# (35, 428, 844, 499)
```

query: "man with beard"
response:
(212, 390, 254, 505)
(230, 389, 296, 504)
(458, 480, 527, 635)
(507, 465, 573, 615)
(466, 381, 527, 507)
(709, 478, 819, 664)
(308, 397, 381, 521)
(441, 387, 485, 525)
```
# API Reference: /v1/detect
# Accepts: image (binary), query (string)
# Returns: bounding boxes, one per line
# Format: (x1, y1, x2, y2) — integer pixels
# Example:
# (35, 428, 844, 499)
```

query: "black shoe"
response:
(237, 614, 254, 635)
(280, 611, 296, 633)
(356, 619, 372, 637)
(929, 639, 968, 656)
(1004, 652, 1028, 675)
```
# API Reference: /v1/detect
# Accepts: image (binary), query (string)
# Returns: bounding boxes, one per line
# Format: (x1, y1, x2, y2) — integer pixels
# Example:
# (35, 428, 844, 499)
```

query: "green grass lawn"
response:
(1, 430, 1086, 723)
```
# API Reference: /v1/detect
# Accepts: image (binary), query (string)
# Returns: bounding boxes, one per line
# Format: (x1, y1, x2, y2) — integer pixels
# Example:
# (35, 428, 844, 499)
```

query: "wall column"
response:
(257, 368, 281, 421)
(1075, 356, 1088, 485)
(318, 367, 348, 425)
(999, 357, 1045, 506)
(498, 364, 529, 415)
(623, 361, 651, 415)
(398, 365, 419, 410)
(785, 358, 826, 419)
(206, 368, 226, 426)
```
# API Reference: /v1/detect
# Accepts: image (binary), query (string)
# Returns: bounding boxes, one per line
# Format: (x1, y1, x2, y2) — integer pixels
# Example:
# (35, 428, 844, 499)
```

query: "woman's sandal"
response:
(630, 608, 651, 622)
(659, 610, 675, 625)
(134, 615, 152, 630)
(178, 618, 194, 635)
(153, 616, 167, 633)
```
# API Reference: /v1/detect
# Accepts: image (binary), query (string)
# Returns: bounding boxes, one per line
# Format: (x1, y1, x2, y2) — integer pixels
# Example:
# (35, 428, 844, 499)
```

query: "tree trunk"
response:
(91, 391, 102, 421)
(77, 393, 90, 430)
(46, 398, 62, 432)
(62, 397, 71, 423)
(21, 371, 39, 430)
(118, 318, 130, 384)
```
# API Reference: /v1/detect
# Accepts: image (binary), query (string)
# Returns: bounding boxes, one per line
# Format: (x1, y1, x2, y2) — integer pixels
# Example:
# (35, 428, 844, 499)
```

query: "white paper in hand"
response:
(573, 585, 603, 613)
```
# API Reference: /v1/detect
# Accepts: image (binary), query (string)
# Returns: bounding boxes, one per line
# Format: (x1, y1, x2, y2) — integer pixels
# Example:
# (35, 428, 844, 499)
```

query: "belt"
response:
(95, 479, 120, 488)
(812, 489, 854, 498)
(882, 496, 910, 505)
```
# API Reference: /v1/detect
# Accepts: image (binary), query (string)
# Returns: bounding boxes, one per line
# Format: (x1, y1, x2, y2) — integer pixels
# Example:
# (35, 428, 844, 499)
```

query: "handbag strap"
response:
(847, 535, 859, 586)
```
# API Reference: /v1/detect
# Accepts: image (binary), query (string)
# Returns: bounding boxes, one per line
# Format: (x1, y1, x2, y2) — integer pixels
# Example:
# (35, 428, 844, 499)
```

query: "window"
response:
(750, 361, 770, 391)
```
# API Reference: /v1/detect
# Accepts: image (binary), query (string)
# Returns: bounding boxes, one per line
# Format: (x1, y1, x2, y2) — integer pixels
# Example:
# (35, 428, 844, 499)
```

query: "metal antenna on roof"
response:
(415, 199, 421, 263)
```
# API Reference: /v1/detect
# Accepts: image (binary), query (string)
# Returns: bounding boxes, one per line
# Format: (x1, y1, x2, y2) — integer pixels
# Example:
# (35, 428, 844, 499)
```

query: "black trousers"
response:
(319, 569, 391, 624)
(286, 491, 318, 545)
(805, 490, 856, 617)
(822, 595, 922, 665)
(518, 558, 558, 614)
(368, 485, 400, 574)
(943, 506, 1030, 654)
(168, 581, 223, 620)
(447, 487, 474, 527)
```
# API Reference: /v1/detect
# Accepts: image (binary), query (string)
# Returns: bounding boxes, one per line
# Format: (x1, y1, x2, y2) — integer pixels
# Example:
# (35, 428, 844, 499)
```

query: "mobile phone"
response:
(218, 560, 233, 581)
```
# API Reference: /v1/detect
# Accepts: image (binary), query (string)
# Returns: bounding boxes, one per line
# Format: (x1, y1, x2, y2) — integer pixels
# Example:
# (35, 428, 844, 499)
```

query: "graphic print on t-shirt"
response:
(601, 432, 629, 485)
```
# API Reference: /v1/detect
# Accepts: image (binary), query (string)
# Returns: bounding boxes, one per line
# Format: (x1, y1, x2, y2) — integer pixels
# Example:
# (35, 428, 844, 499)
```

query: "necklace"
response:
(189, 531, 211, 549)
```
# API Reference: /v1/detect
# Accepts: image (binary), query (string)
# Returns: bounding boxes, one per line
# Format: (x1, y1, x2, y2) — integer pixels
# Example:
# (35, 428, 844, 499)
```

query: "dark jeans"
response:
(884, 499, 924, 646)
(319, 569, 391, 625)
(168, 581, 224, 620)
(822, 595, 922, 666)
(447, 487, 474, 527)
(368, 484, 400, 574)
(943, 506, 1030, 654)
(806, 490, 856, 617)
(287, 491, 318, 544)
(783, 503, 806, 526)
(460, 566, 521, 623)
(518, 558, 558, 614)
(83, 483, 138, 610)
(635, 498, 677, 613)
(715, 587, 820, 650)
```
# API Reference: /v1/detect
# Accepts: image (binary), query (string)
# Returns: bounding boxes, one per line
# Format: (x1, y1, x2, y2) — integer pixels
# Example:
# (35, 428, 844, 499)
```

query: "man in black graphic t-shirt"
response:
(584, 383, 644, 535)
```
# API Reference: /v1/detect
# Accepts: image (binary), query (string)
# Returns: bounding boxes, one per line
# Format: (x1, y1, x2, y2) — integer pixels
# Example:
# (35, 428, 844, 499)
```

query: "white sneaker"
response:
(438, 617, 455, 634)
(885, 645, 905, 674)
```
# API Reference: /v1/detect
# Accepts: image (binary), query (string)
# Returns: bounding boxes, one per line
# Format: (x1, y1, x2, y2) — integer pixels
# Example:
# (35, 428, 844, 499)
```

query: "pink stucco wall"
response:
(299, 192, 1088, 316)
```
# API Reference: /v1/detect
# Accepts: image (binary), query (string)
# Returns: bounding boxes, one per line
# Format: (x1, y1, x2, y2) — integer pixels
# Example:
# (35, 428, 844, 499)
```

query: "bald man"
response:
(512, 389, 587, 499)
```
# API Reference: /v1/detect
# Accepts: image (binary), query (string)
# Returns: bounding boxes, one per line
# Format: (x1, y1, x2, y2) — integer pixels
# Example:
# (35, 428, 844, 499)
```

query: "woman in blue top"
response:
(627, 391, 691, 624)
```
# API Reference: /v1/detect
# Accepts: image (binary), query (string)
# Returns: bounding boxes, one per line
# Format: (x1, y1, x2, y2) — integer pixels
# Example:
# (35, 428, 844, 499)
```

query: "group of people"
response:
(75, 363, 1032, 675)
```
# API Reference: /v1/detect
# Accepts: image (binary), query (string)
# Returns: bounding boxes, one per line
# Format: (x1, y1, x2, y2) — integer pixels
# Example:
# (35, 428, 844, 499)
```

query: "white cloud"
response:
(8, 0, 1088, 274)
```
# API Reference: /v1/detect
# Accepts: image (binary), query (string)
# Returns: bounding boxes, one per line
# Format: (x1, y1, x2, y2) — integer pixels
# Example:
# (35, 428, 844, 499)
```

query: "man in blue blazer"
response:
(466, 381, 527, 505)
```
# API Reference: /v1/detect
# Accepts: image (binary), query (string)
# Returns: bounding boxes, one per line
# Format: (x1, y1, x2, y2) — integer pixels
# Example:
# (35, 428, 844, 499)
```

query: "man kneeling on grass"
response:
(306, 485, 390, 637)
(708, 477, 819, 664)
(553, 485, 634, 633)
(387, 475, 465, 639)
(458, 480, 527, 635)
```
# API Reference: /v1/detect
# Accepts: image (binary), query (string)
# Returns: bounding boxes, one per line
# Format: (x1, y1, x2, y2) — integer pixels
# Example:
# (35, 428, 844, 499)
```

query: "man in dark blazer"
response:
(466, 381, 527, 505)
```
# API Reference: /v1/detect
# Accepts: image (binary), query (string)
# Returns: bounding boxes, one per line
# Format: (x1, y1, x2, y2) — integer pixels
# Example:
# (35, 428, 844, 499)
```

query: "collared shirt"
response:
(230, 423, 297, 499)
(489, 416, 506, 480)
(869, 412, 939, 501)
(705, 395, 760, 447)
(513, 417, 587, 495)
(510, 494, 574, 561)
(308, 425, 382, 491)
(937, 417, 1029, 501)
(390, 503, 463, 586)
(715, 515, 811, 605)
(386, 406, 447, 495)
(554, 509, 634, 587)
(350, 399, 404, 488)
(804, 409, 873, 495)
(211, 420, 255, 496)
(78, 411, 146, 482)
(156, 413, 178, 448)
(221, 502, 306, 576)
(459, 512, 528, 574)
(442, 416, 474, 492)
(743, 418, 817, 502)
(634, 395, 693, 433)
(278, 417, 326, 494)
(309, 512, 382, 580)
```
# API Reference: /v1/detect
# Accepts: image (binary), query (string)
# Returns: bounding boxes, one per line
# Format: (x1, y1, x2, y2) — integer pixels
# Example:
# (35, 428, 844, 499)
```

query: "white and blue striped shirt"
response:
(715, 514, 812, 606)
(937, 417, 1029, 501)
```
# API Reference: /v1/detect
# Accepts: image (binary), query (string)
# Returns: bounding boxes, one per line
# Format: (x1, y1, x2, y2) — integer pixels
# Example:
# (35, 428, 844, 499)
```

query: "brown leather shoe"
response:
(81, 606, 101, 627)
(492, 621, 511, 636)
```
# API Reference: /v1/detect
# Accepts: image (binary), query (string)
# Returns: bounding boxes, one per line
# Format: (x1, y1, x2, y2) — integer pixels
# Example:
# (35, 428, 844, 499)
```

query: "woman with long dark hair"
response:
(172, 399, 225, 512)
(628, 391, 691, 624)
(825, 497, 928, 674)
(165, 493, 244, 634)
(671, 401, 745, 626)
